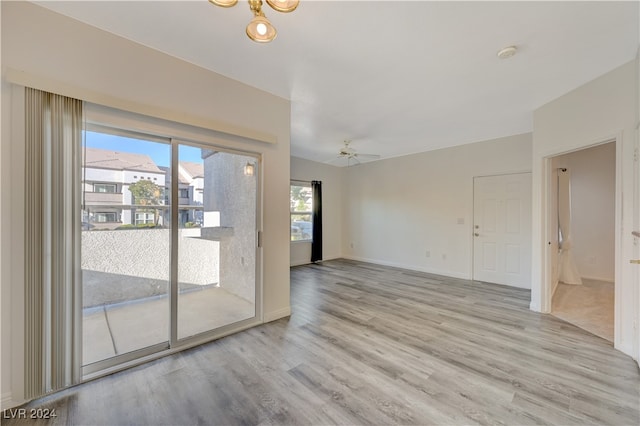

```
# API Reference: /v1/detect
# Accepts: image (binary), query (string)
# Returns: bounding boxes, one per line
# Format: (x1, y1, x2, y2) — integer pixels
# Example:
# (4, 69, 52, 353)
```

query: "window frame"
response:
(94, 212, 118, 223)
(93, 183, 118, 193)
(290, 182, 313, 243)
(134, 212, 155, 225)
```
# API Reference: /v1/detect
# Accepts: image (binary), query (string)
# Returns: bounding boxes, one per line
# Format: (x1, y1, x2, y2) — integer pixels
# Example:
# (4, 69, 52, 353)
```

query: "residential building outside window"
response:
(290, 183, 313, 241)
(135, 212, 155, 225)
(95, 212, 118, 223)
(93, 183, 117, 193)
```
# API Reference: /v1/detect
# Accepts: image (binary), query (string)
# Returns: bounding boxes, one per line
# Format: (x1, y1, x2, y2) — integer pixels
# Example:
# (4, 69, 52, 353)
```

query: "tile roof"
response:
(180, 161, 204, 179)
(84, 147, 163, 173)
(159, 165, 190, 185)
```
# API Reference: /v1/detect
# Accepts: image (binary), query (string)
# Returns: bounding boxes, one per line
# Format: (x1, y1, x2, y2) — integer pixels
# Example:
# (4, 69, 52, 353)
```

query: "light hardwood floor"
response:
(4, 259, 639, 425)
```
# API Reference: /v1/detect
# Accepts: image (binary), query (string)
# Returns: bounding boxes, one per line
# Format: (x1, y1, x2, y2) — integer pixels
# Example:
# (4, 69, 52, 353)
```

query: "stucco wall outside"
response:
(204, 152, 257, 304)
(82, 229, 219, 306)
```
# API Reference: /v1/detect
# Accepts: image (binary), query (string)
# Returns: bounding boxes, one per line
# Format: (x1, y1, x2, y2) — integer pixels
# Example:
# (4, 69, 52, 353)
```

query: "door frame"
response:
(81, 107, 264, 379)
(541, 135, 621, 347)
(471, 171, 532, 286)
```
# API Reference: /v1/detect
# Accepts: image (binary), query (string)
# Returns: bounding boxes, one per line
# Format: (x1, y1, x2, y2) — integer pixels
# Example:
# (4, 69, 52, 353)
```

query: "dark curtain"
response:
(311, 180, 323, 262)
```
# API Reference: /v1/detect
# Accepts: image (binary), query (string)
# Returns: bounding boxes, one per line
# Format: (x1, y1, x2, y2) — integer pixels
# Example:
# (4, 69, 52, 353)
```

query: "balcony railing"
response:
(84, 192, 123, 205)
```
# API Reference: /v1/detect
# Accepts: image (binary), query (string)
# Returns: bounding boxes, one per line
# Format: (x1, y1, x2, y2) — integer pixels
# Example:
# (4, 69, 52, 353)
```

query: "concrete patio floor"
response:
(83, 286, 255, 365)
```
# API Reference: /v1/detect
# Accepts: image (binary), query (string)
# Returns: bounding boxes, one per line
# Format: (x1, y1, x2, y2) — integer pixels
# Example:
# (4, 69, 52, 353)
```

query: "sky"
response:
(85, 131, 203, 167)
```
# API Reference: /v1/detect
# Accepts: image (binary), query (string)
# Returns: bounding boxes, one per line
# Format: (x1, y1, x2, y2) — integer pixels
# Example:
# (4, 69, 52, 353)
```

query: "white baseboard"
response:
(321, 255, 341, 262)
(290, 255, 341, 268)
(1, 392, 20, 410)
(341, 255, 470, 280)
(580, 276, 615, 284)
(529, 301, 540, 312)
(264, 306, 291, 323)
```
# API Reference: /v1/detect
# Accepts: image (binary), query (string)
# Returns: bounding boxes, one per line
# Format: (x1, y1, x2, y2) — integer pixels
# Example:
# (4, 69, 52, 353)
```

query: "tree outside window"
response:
(129, 179, 163, 226)
(290, 184, 312, 241)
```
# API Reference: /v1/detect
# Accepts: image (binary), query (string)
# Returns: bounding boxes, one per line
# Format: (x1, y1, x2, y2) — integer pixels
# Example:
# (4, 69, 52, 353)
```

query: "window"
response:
(93, 183, 117, 193)
(290, 183, 313, 241)
(95, 212, 117, 223)
(135, 212, 155, 225)
(179, 188, 190, 198)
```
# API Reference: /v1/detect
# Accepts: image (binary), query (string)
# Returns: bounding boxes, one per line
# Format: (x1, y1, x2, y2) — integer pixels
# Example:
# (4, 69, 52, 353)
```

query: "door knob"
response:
(631, 260, 640, 264)
(474, 233, 479, 237)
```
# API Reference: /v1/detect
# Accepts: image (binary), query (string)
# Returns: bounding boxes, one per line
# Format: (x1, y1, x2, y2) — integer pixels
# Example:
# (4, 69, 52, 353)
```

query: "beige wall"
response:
(532, 60, 637, 359)
(636, 38, 640, 369)
(290, 157, 344, 266)
(1, 2, 291, 407)
(342, 133, 532, 280)
(0, 0, 9, 408)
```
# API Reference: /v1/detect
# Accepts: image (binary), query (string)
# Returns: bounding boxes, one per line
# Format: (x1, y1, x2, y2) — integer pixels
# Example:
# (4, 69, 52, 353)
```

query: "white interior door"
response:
(473, 173, 532, 288)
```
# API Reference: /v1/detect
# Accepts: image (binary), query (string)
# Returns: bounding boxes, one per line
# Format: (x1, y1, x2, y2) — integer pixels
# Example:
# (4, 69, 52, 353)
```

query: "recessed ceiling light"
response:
(497, 46, 517, 59)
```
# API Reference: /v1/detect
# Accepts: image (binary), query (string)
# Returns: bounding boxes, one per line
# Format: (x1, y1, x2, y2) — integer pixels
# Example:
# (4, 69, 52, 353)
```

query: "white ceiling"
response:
(35, 1, 638, 165)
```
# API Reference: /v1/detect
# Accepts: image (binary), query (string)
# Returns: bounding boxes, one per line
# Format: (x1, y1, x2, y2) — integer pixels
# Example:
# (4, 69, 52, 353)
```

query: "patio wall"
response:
(82, 229, 219, 307)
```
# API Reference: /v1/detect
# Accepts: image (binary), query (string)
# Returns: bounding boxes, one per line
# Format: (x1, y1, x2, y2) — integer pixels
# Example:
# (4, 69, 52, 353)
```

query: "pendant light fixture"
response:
(209, 0, 298, 43)
(210, 0, 238, 7)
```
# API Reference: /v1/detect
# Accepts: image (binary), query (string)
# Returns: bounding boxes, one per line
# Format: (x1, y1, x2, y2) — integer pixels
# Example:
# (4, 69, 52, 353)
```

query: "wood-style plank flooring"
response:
(4, 259, 639, 425)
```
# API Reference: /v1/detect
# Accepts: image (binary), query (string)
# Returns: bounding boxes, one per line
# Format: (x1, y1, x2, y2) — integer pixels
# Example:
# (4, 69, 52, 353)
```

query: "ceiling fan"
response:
(325, 140, 380, 166)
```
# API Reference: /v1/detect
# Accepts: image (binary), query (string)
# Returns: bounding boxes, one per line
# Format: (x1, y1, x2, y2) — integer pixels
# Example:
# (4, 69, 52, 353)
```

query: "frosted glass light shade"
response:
(266, 0, 299, 13)
(244, 162, 255, 176)
(246, 15, 277, 42)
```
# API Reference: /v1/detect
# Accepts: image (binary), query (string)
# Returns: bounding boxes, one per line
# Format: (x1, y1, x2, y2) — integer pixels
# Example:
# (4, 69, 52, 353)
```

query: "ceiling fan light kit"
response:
(246, 13, 277, 42)
(209, 0, 298, 43)
(209, 0, 238, 7)
(265, 0, 299, 13)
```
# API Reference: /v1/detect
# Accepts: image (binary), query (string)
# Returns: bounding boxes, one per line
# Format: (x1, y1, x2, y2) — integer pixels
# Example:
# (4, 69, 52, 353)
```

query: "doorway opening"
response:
(548, 142, 616, 342)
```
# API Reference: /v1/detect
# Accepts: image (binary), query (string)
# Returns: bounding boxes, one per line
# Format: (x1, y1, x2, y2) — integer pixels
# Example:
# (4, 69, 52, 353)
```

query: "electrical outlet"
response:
(425, 250, 431, 258)
(457, 218, 465, 225)
(350, 242, 354, 249)
(442, 253, 447, 260)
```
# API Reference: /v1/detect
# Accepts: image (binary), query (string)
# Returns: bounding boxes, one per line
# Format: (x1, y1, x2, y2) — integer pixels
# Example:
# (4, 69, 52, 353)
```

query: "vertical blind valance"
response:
(24, 88, 83, 399)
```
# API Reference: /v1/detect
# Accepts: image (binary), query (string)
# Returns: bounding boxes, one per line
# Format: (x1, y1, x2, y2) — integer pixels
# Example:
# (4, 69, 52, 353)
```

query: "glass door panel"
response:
(177, 144, 257, 339)
(81, 130, 171, 366)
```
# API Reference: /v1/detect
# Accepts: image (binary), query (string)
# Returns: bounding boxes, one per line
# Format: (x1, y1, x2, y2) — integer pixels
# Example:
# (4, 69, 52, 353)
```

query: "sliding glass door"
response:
(81, 127, 259, 373)
(81, 130, 171, 366)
